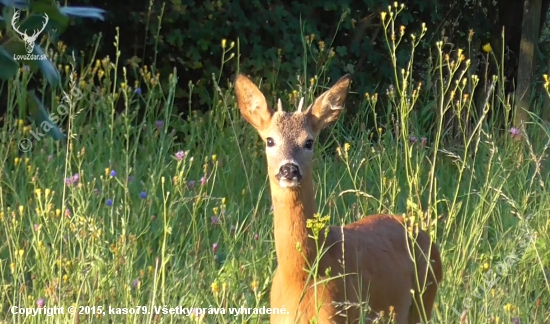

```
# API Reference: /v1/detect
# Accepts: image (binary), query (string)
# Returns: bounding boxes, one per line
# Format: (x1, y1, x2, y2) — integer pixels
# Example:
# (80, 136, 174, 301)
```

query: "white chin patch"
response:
(279, 178, 299, 188)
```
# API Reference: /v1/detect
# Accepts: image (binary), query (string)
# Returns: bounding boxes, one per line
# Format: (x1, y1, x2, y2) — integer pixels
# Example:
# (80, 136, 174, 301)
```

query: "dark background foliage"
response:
(4, 0, 550, 130)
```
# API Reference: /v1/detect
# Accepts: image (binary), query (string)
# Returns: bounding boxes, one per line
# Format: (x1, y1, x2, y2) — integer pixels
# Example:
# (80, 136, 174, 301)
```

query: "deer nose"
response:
(278, 163, 301, 181)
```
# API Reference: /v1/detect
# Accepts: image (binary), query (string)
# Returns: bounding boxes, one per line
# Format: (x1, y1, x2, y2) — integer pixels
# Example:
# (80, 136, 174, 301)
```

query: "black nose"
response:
(278, 163, 301, 181)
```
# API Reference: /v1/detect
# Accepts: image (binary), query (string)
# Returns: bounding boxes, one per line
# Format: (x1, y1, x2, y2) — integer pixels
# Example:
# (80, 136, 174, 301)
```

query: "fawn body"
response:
(234, 74, 443, 324)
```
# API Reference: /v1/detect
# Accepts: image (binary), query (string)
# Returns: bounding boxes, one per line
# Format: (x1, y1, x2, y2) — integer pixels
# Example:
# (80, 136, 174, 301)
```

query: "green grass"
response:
(1, 6, 550, 324)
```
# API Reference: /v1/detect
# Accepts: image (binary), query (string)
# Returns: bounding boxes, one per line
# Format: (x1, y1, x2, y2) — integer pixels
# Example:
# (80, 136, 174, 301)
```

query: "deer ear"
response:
(305, 75, 351, 135)
(235, 74, 274, 133)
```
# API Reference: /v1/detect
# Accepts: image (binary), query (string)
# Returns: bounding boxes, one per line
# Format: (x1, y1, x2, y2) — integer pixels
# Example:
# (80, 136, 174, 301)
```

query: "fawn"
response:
(234, 73, 443, 324)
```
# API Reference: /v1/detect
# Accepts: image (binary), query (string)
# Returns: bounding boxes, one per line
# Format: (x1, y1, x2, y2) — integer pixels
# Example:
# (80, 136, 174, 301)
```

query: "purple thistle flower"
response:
(188, 180, 195, 188)
(34, 224, 39, 231)
(409, 136, 418, 143)
(155, 120, 164, 130)
(36, 298, 45, 308)
(211, 216, 219, 225)
(131, 279, 140, 288)
(93, 188, 100, 195)
(254, 233, 259, 240)
(64, 173, 80, 186)
(212, 243, 218, 253)
(65, 209, 71, 217)
(175, 151, 185, 161)
(509, 127, 521, 139)
(200, 176, 207, 186)
(128, 175, 134, 183)
(110, 170, 116, 177)
(140, 191, 147, 199)
(106, 199, 113, 207)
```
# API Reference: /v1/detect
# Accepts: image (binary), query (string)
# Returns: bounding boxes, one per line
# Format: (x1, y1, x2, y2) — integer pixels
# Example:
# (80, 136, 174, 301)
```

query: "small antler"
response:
(297, 97, 304, 112)
(277, 98, 283, 112)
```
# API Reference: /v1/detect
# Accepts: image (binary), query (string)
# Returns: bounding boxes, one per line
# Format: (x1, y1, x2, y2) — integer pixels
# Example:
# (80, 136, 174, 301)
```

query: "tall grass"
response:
(1, 3, 549, 323)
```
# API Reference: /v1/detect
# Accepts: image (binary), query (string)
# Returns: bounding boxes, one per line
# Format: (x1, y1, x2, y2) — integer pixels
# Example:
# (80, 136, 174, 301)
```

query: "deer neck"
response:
(270, 172, 317, 280)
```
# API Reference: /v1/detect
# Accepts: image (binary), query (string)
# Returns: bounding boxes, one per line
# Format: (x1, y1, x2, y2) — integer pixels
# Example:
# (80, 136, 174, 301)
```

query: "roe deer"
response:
(234, 74, 443, 324)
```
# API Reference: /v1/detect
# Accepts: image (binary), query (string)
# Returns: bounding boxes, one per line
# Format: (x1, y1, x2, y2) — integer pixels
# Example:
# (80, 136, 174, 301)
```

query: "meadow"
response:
(1, 7, 550, 324)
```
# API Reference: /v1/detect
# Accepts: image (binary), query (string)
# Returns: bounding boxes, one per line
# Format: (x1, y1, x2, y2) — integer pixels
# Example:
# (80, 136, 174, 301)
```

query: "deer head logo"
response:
(11, 11, 49, 54)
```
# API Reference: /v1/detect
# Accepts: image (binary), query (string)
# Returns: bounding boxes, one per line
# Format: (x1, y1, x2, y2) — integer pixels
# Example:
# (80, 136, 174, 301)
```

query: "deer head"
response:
(12, 11, 49, 54)
(235, 74, 351, 189)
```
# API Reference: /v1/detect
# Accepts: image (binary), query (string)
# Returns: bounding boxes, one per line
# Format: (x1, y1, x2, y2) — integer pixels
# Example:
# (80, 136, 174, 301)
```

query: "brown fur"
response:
(234, 74, 443, 324)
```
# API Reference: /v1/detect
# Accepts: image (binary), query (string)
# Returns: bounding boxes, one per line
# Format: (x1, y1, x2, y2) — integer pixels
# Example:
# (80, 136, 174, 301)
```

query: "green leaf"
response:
(0, 0, 28, 10)
(27, 89, 66, 142)
(0, 46, 19, 80)
(0, 39, 60, 86)
(58, 7, 107, 20)
(2, 38, 28, 56)
(29, 0, 70, 32)
(400, 12, 414, 25)
(33, 45, 60, 87)
(1, 38, 39, 70)
(336, 46, 347, 57)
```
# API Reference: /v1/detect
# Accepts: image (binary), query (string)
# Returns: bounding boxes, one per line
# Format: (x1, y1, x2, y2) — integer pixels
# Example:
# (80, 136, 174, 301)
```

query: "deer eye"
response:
(266, 137, 275, 147)
(304, 139, 314, 150)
